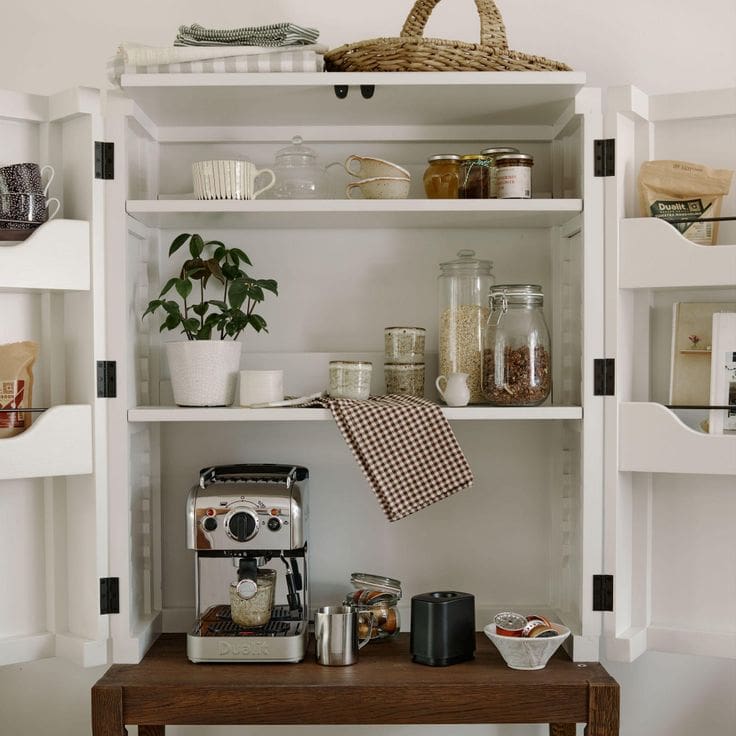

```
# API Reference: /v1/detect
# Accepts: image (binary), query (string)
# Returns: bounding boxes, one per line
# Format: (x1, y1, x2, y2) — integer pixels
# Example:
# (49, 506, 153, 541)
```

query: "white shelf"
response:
(619, 402, 736, 475)
(120, 71, 586, 128)
(126, 198, 583, 230)
(128, 404, 582, 422)
(0, 219, 90, 291)
(619, 218, 736, 289)
(0, 405, 93, 480)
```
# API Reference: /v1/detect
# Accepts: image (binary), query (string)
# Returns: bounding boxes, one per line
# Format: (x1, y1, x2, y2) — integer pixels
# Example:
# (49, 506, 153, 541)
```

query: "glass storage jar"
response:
(343, 573, 402, 641)
(438, 250, 495, 403)
(458, 154, 492, 198)
(482, 284, 551, 406)
(423, 154, 461, 198)
(480, 146, 520, 198)
(270, 135, 327, 199)
(494, 153, 534, 199)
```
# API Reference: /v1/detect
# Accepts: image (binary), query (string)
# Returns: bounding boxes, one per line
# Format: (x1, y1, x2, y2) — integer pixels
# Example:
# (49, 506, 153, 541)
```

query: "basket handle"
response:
(400, 0, 509, 49)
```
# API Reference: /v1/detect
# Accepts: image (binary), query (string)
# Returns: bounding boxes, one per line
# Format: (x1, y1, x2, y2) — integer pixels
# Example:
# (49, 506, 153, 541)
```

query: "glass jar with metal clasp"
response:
(343, 572, 402, 641)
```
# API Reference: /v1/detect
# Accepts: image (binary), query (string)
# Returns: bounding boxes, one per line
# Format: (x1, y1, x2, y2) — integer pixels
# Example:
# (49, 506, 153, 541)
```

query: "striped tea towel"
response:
(107, 49, 324, 85)
(175, 22, 319, 47)
(309, 395, 474, 522)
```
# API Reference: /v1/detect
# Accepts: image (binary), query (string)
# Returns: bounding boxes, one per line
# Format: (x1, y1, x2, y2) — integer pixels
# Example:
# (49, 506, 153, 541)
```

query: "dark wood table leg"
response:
(584, 681, 620, 736)
(550, 725, 576, 736)
(138, 727, 165, 736)
(91, 685, 126, 736)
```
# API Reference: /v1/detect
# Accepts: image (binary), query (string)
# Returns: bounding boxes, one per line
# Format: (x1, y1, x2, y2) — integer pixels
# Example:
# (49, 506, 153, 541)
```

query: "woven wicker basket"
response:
(324, 0, 571, 73)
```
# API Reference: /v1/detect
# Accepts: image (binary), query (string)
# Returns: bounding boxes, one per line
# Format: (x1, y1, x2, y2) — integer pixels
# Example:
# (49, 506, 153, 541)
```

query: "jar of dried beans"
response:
(438, 250, 495, 403)
(482, 284, 551, 406)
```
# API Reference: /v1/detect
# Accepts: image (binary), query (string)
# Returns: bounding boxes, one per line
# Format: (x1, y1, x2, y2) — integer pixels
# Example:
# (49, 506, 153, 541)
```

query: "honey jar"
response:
(343, 572, 402, 641)
(423, 154, 461, 198)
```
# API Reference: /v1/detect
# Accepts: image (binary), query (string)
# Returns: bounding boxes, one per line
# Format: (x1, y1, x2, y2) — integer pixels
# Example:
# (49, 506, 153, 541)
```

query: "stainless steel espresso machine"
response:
(186, 464, 309, 663)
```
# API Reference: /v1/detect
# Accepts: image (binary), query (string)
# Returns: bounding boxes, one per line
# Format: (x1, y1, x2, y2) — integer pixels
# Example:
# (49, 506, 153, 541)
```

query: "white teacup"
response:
(239, 369, 284, 406)
(192, 160, 275, 200)
(343, 155, 410, 179)
(346, 176, 411, 200)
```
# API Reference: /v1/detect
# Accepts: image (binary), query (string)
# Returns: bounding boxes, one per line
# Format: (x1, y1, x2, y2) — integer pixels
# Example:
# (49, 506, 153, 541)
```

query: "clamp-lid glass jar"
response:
(343, 572, 401, 641)
(423, 154, 461, 199)
(482, 284, 551, 406)
(438, 250, 495, 403)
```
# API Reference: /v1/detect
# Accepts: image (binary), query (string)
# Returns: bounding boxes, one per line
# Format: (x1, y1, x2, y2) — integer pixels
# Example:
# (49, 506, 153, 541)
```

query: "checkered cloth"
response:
(175, 22, 320, 47)
(311, 395, 473, 522)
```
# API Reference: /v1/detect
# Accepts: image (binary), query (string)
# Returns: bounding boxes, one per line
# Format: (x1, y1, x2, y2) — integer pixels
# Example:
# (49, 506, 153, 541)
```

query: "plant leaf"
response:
(248, 314, 268, 332)
(164, 313, 181, 330)
(175, 278, 193, 300)
(189, 233, 205, 258)
(222, 263, 242, 281)
(213, 245, 226, 261)
(228, 280, 247, 310)
(205, 258, 225, 284)
(142, 300, 163, 319)
(205, 240, 225, 248)
(192, 303, 209, 317)
(183, 317, 200, 333)
(246, 285, 265, 302)
(196, 324, 213, 340)
(162, 300, 182, 316)
(256, 278, 278, 295)
(169, 233, 191, 256)
(231, 248, 252, 266)
(159, 277, 178, 297)
(208, 300, 229, 311)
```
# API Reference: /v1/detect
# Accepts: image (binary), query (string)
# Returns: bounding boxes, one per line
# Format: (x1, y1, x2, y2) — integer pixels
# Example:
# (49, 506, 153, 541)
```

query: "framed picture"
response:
(709, 312, 736, 434)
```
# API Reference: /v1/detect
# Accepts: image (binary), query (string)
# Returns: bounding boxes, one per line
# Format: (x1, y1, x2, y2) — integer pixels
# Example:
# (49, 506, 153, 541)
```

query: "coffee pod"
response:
(493, 611, 527, 637)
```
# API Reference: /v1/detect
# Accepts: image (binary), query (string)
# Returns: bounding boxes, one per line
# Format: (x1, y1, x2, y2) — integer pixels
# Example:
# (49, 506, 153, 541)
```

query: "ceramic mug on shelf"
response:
(239, 369, 284, 406)
(346, 176, 411, 200)
(0, 192, 60, 225)
(192, 159, 276, 200)
(341, 155, 410, 180)
(0, 162, 55, 196)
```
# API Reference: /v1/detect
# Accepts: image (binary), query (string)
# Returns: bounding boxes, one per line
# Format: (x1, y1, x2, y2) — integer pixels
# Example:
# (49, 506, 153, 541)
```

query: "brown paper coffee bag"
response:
(0, 341, 38, 438)
(639, 160, 733, 245)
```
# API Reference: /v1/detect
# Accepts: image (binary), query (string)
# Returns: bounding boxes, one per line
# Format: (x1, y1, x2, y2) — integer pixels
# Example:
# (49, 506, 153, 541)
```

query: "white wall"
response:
(1, 2, 736, 736)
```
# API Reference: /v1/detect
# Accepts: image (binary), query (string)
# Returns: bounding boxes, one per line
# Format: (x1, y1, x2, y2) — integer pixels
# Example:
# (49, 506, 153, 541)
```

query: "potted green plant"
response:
(143, 233, 278, 406)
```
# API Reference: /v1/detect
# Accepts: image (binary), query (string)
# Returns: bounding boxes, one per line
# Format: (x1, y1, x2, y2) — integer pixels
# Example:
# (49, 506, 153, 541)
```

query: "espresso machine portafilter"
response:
(186, 464, 309, 663)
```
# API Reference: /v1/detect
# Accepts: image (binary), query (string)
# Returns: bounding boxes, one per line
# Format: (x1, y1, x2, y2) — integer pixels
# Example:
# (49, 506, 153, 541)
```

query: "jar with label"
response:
(343, 572, 402, 641)
(438, 250, 495, 403)
(458, 154, 492, 198)
(480, 147, 520, 198)
(494, 153, 534, 199)
(423, 154, 461, 199)
(482, 284, 551, 406)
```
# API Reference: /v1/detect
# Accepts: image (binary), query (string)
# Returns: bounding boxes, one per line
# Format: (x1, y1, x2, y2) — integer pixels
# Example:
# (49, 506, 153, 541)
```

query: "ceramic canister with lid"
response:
(438, 250, 495, 403)
(343, 572, 402, 641)
(482, 284, 551, 406)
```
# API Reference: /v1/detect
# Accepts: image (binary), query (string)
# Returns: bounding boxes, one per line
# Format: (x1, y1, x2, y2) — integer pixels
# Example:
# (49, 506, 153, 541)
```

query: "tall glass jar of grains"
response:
(482, 284, 551, 406)
(438, 250, 495, 403)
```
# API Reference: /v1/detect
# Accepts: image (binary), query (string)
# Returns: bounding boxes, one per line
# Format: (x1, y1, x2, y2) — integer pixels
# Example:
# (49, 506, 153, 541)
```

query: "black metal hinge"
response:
(94, 141, 115, 180)
(100, 577, 120, 615)
(96, 360, 117, 398)
(593, 574, 614, 611)
(594, 138, 615, 177)
(593, 358, 615, 396)
(333, 85, 375, 99)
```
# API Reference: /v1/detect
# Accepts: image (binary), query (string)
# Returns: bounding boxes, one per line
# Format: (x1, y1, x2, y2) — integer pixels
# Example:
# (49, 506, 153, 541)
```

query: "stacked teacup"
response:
(341, 156, 411, 199)
(384, 326, 426, 398)
(0, 163, 59, 231)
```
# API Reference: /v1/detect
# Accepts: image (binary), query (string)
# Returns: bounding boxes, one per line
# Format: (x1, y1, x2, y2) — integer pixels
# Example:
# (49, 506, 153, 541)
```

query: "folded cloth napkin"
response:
(309, 395, 474, 522)
(114, 42, 327, 66)
(175, 22, 320, 47)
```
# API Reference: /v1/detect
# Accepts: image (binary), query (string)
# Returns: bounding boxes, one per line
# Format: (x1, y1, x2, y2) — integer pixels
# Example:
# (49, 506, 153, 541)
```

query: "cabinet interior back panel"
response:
(650, 474, 736, 631)
(159, 420, 566, 620)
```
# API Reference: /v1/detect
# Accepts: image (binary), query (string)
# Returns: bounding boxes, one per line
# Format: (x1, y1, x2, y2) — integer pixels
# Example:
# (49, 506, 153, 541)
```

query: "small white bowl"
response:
(483, 623, 570, 670)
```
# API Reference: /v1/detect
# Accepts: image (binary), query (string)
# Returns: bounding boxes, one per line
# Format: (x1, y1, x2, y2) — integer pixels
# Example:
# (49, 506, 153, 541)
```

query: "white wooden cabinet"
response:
(0, 88, 108, 667)
(2, 75, 733, 670)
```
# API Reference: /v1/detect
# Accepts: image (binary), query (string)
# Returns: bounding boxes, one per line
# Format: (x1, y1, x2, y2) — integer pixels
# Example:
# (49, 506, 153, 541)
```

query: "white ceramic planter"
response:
(166, 340, 242, 406)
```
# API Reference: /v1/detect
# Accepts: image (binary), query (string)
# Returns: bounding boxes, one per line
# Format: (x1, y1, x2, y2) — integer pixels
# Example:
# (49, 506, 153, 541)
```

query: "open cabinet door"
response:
(603, 86, 736, 662)
(0, 87, 109, 667)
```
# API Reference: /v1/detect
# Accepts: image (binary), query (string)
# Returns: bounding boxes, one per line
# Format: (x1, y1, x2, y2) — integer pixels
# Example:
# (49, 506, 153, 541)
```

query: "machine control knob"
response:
(202, 516, 218, 532)
(235, 578, 258, 600)
(267, 517, 281, 532)
(225, 509, 259, 542)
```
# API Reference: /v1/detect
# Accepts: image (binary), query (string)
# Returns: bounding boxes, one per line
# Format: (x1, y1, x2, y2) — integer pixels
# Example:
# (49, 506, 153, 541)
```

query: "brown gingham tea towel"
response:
(309, 394, 473, 522)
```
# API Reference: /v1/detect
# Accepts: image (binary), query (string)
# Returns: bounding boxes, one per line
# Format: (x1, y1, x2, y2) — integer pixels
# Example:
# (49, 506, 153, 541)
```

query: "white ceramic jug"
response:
(435, 372, 470, 407)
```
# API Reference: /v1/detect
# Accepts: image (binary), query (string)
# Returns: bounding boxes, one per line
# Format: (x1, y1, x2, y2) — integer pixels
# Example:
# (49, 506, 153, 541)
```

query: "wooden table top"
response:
(93, 633, 619, 728)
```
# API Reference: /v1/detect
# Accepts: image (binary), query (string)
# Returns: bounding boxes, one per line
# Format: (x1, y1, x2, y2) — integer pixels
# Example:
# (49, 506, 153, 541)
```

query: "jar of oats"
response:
(482, 284, 551, 406)
(438, 250, 495, 403)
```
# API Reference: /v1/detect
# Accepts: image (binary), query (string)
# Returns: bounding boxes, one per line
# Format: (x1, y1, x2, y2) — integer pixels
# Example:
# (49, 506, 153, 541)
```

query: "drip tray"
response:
(195, 604, 303, 637)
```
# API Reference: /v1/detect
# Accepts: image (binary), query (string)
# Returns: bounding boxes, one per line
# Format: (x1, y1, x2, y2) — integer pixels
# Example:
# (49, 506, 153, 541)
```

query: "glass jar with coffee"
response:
(343, 572, 402, 641)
